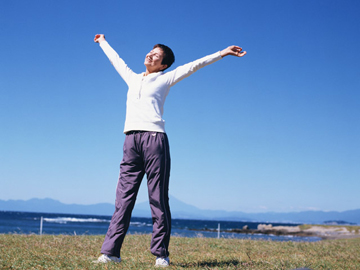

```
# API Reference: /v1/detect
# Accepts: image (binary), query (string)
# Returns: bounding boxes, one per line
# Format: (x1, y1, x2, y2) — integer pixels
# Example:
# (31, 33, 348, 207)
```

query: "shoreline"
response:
(194, 224, 360, 240)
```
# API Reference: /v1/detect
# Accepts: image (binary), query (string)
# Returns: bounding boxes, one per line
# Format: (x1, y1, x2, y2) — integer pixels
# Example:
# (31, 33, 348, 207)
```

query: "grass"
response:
(1, 234, 360, 269)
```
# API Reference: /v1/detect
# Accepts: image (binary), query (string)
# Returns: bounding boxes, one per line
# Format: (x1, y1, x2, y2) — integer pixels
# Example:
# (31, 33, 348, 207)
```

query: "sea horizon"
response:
(0, 210, 321, 242)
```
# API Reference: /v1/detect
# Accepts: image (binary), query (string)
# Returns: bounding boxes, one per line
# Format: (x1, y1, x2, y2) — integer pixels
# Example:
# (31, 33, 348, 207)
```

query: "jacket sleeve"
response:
(99, 41, 135, 85)
(165, 51, 223, 87)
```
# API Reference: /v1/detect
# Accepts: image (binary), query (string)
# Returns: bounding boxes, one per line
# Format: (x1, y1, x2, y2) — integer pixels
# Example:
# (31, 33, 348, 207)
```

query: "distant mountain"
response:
(1, 197, 359, 224)
(0, 198, 114, 216)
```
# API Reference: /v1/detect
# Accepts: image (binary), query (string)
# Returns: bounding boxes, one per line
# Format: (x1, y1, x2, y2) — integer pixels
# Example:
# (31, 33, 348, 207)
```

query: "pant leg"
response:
(143, 132, 171, 258)
(101, 134, 145, 258)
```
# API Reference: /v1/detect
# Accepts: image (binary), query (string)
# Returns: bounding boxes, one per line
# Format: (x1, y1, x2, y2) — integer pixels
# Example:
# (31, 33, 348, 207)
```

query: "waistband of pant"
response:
(125, 130, 147, 135)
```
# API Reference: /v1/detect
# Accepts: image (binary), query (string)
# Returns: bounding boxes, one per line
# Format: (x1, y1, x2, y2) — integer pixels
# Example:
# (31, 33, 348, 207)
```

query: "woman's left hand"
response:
(220, 46, 247, 57)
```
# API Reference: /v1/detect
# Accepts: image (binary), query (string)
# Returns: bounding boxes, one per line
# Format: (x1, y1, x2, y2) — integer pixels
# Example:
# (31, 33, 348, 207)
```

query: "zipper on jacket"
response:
(138, 76, 145, 99)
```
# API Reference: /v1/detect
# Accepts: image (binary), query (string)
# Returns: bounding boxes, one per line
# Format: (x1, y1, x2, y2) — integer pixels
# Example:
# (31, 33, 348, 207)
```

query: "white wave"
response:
(129, 222, 153, 227)
(43, 217, 110, 224)
(130, 222, 147, 227)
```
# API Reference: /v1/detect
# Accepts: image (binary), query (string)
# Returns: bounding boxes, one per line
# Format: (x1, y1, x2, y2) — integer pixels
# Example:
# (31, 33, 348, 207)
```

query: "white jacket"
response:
(100, 41, 222, 133)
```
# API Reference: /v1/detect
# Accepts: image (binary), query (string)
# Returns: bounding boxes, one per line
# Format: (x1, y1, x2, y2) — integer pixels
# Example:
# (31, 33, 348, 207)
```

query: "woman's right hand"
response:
(94, 34, 106, 43)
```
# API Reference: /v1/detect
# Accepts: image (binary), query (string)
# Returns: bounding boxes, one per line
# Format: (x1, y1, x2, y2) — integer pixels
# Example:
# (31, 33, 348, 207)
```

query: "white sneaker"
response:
(155, 257, 170, 267)
(93, 254, 121, 263)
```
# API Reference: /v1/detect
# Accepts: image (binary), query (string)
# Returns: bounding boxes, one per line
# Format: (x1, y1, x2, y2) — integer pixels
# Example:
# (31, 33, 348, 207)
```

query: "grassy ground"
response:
(1, 234, 360, 269)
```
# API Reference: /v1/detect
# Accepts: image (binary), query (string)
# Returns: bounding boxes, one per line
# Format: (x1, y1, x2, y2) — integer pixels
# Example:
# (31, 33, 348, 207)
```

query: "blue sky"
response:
(1, 0, 359, 213)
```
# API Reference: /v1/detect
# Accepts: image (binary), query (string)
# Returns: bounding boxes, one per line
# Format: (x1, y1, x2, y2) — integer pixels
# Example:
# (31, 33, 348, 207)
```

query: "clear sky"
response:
(1, 0, 359, 213)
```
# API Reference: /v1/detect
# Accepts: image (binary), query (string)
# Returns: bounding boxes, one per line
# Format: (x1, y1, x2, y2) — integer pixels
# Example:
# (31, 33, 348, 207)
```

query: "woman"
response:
(93, 34, 246, 267)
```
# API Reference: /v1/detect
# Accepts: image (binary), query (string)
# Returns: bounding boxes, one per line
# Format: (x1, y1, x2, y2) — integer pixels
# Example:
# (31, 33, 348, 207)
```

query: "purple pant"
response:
(101, 131, 171, 258)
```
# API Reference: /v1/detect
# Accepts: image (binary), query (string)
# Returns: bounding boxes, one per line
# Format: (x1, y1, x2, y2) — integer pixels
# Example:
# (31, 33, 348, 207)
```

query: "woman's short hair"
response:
(153, 44, 175, 71)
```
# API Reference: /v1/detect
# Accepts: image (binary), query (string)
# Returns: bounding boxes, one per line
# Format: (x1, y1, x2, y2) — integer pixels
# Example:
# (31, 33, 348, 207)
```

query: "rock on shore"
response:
(255, 224, 360, 239)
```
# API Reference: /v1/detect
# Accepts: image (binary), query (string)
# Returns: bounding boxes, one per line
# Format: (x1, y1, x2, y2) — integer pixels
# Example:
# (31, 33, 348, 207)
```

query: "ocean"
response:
(0, 211, 321, 242)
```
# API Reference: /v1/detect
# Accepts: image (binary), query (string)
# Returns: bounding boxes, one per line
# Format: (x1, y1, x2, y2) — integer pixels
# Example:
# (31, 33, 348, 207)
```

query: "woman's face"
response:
(144, 47, 167, 73)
